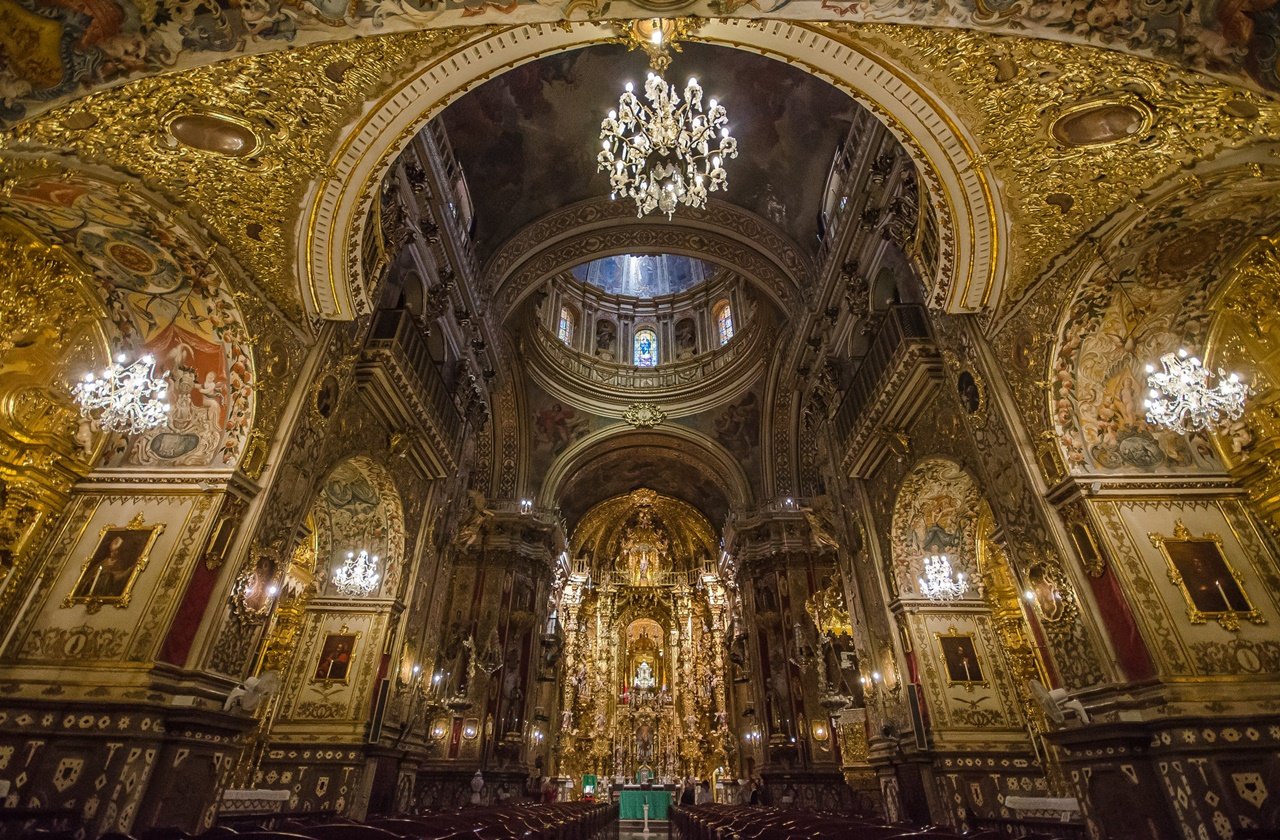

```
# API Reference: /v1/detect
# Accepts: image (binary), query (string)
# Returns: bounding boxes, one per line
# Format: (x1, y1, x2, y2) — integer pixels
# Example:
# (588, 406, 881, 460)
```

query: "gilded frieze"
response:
(4, 0, 1280, 133)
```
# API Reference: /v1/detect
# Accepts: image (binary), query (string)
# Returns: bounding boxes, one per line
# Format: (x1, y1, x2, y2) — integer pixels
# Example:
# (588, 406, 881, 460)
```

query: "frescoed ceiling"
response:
(438, 42, 856, 259)
(555, 442, 733, 530)
(570, 254, 721, 299)
(3, 0, 1280, 131)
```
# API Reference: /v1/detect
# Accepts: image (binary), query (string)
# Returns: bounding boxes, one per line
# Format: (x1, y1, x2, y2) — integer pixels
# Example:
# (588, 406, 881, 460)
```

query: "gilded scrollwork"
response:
(4, 29, 474, 324)
(838, 24, 1280, 308)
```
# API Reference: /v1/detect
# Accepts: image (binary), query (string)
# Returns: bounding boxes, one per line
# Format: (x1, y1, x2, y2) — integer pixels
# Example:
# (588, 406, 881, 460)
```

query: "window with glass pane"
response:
(716, 303, 734, 345)
(634, 328, 658, 367)
(558, 307, 574, 345)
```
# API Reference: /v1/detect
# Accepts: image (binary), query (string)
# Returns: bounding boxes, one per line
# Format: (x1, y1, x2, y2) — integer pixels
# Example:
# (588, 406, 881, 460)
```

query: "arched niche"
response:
(310, 456, 406, 600)
(261, 455, 408, 753)
(0, 164, 258, 472)
(888, 457, 981, 600)
(1047, 156, 1280, 477)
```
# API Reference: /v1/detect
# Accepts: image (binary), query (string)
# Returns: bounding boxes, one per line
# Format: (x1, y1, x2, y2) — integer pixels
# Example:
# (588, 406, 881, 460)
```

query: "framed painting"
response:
(956, 368, 986, 417)
(935, 629, 986, 687)
(63, 514, 164, 613)
(1148, 520, 1264, 631)
(313, 630, 360, 684)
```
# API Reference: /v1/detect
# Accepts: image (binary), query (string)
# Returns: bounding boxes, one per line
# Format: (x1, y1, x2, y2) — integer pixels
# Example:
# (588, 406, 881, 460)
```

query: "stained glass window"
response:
(634, 328, 658, 367)
(716, 302, 734, 346)
(557, 306, 574, 345)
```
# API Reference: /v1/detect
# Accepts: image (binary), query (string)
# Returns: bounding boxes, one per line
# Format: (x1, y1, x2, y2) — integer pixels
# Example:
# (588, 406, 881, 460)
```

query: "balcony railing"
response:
(832, 304, 932, 445)
(530, 314, 764, 394)
(364, 307, 463, 453)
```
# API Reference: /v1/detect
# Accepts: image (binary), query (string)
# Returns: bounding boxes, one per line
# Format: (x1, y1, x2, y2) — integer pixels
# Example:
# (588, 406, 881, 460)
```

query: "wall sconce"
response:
(431, 722, 447, 739)
(811, 721, 829, 742)
(520, 499, 533, 515)
(463, 721, 479, 739)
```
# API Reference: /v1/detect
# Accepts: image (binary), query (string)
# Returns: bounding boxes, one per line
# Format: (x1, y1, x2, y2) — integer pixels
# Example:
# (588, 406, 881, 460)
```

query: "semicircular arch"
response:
(0, 158, 259, 472)
(542, 424, 752, 529)
(488, 197, 807, 320)
(300, 20, 1001, 322)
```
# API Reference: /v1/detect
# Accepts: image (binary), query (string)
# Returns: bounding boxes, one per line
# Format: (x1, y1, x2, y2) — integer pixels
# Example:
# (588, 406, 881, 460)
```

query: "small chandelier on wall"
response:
(73, 354, 170, 434)
(918, 553, 967, 601)
(1144, 349, 1249, 435)
(597, 20, 737, 219)
(333, 549, 381, 596)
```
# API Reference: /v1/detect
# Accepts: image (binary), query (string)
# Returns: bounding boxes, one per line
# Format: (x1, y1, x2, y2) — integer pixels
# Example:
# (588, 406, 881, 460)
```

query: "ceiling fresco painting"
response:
(555, 442, 732, 530)
(569, 254, 719, 298)
(3, 0, 1280, 129)
(1050, 164, 1280, 476)
(0, 170, 255, 470)
(439, 42, 855, 257)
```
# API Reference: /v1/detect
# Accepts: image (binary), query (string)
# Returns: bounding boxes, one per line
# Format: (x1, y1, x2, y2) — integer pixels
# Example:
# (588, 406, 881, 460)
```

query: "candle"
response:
(1214, 579, 1230, 610)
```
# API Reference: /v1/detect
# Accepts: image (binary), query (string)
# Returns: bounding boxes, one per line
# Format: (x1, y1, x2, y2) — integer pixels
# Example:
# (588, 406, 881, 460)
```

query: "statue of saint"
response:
(635, 660, 656, 690)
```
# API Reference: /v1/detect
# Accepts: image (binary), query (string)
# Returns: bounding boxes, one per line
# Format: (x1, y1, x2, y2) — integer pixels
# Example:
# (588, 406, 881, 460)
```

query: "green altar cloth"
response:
(619, 789, 670, 820)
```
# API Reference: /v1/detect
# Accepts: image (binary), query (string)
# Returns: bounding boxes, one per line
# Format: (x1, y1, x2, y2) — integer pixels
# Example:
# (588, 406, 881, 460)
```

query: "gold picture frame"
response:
(935, 628, 987, 689)
(312, 628, 361, 685)
(1148, 520, 1265, 632)
(63, 513, 164, 614)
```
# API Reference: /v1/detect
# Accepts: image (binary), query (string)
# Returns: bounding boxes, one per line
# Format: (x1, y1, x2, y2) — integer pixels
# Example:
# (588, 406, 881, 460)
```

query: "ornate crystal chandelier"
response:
(598, 65, 736, 219)
(73, 354, 170, 434)
(333, 549, 381, 596)
(918, 554, 968, 601)
(1144, 349, 1249, 434)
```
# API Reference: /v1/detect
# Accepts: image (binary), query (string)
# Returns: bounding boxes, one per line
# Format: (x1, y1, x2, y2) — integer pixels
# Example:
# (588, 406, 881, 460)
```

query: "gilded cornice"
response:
(827, 24, 1280, 310)
(487, 196, 807, 319)
(2, 29, 477, 325)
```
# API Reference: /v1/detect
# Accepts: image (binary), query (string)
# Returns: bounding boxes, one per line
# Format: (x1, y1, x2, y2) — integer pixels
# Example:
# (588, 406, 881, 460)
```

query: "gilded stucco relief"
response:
(838, 24, 1280, 311)
(0, 167, 256, 470)
(4, 0, 1280, 132)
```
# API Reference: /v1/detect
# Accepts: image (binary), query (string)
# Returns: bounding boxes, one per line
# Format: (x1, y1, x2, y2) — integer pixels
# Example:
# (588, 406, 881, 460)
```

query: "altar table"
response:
(618, 788, 671, 820)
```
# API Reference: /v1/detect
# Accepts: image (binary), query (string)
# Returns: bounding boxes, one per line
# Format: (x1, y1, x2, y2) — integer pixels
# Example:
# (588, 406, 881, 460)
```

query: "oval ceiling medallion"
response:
(1050, 97, 1153, 148)
(166, 112, 260, 158)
